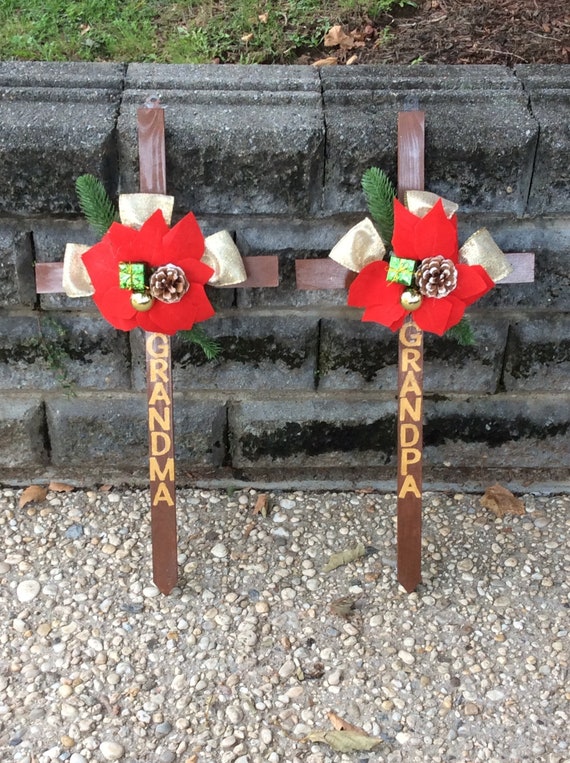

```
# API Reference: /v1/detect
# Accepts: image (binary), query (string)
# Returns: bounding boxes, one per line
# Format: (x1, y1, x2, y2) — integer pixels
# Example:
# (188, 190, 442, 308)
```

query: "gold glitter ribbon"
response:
(63, 193, 246, 296)
(459, 228, 513, 283)
(405, 190, 459, 220)
(62, 243, 94, 297)
(329, 217, 386, 273)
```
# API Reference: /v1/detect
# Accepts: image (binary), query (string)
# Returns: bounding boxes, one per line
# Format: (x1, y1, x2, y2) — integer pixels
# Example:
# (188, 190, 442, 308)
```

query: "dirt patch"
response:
(303, 0, 569, 66)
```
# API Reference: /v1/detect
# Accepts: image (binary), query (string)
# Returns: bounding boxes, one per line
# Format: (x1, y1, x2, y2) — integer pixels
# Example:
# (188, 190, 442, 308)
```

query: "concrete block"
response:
(0, 62, 124, 215)
(517, 65, 570, 214)
(318, 315, 508, 393)
(0, 314, 131, 390)
(0, 397, 47, 470)
(231, 391, 569, 474)
(423, 394, 570, 469)
(235, 221, 349, 309)
(47, 395, 226, 473)
(0, 225, 35, 307)
(503, 315, 570, 391)
(120, 65, 325, 216)
(321, 65, 537, 215)
(230, 398, 397, 468)
(131, 314, 319, 391)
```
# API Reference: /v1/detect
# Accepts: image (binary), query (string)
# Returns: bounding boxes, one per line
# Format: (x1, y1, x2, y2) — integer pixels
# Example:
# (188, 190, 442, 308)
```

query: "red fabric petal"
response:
(392, 198, 459, 262)
(454, 263, 495, 306)
(177, 257, 215, 286)
(417, 200, 459, 262)
(81, 239, 121, 293)
(163, 212, 204, 262)
(362, 302, 407, 332)
(348, 261, 394, 307)
(136, 211, 171, 267)
(93, 285, 139, 331)
(391, 200, 420, 259)
(413, 296, 455, 336)
(186, 284, 216, 324)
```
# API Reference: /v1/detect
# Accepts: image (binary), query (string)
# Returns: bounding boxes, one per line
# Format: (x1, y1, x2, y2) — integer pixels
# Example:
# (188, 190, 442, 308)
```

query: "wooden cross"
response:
(35, 100, 279, 594)
(296, 111, 535, 592)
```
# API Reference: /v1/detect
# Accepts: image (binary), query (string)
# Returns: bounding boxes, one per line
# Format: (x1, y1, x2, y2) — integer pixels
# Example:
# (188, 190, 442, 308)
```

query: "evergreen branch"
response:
(361, 167, 397, 247)
(75, 174, 118, 237)
(179, 325, 221, 360)
(447, 316, 476, 346)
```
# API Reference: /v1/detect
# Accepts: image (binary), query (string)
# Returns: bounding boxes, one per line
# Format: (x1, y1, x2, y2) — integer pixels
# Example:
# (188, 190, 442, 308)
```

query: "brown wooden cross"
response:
(35, 100, 279, 594)
(296, 111, 535, 592)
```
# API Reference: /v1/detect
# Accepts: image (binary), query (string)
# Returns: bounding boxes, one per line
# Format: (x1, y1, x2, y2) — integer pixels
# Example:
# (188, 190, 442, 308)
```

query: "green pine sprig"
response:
(361, 167, 397, 247)
(446, 317, 476, 346)
(179, 325, 221, 360)
(75, 174, 119, 237)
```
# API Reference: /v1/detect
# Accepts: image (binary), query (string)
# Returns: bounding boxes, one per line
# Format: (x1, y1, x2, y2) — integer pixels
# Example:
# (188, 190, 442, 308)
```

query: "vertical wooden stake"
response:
(137, 100, 178, 594)
(396, 111, 425, 592)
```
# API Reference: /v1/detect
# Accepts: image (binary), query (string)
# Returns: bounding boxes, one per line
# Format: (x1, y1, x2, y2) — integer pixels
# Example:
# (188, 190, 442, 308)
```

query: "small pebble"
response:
(211, 543, 228, 559)
(99, 741, 125, 760)
(16, 579, 40, 602)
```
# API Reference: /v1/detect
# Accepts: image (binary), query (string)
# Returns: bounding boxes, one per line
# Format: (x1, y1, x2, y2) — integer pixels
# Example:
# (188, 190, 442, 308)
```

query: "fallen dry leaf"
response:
(48, 481, 74, 493)
(329, 595, 359, 618)
(19, 484, 48, 509)
(323, 542, 366, 572)
(324, 24, 355, 49)
(312, 56, 338, 67)
(258, 12, 268, 23)
(480, 484, 525, 518)
(346, 54, 359, 65)
(304, 729, 381, 753)
(327, 711, 367, 735)
(253, 493, 269, 517)
(241, 32, 254, 43)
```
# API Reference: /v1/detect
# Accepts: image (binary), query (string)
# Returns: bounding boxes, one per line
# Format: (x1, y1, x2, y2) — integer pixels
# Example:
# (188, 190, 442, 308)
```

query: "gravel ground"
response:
(0, 486, 568, 763)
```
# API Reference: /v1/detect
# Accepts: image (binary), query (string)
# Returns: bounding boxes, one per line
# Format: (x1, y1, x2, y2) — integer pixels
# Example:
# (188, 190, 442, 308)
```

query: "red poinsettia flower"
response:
(348, 199, 495, 335)
(82, 210, 215, 335)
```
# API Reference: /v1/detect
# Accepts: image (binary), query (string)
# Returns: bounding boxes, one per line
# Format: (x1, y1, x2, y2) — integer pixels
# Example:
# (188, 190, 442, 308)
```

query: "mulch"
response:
(305, 0, 569, 66)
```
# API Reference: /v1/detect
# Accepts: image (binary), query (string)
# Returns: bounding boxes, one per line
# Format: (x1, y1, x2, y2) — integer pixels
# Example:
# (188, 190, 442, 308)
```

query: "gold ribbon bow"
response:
(328, 193, 512, 283)
(62, 193, 247, 297)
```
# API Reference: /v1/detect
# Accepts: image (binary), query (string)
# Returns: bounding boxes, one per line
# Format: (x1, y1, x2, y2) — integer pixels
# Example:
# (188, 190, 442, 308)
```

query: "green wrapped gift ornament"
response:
(119, 262, 147, 292)
(386, 254, 417, 286)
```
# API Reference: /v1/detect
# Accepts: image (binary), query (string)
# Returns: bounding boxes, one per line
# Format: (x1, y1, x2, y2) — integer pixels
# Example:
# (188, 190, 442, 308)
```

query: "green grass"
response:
(0, 0, 411, 64)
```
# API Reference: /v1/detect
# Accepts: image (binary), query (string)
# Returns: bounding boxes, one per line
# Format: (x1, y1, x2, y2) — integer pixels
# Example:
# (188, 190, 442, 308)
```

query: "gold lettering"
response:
(152, 482, 175, 507)
(146, 332, 169, 358)
(151, 431, 171, 457)
(149, 456, 175, 483)
(400, 370, 422, 398)
(148, 382, 171, 407)
(149, 358, 169, 383)
(400, 321, 422, 347)
(400, 447, 421, 474)
(402, 347, 422, 373)
(399, 397, 422, 422)
(400, 423, 420, 448)
(398, 474, 422, 499)
(149, 405, 171, 432)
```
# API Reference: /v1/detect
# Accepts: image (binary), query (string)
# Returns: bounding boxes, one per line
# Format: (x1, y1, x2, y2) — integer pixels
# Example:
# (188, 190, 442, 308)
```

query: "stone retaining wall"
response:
(0, 62, 568, 489)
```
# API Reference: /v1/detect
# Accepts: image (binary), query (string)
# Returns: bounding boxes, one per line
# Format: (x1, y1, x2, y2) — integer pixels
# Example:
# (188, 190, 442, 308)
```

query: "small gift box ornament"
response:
(119, 262, 147, 293)
(386, 255, 416, 286)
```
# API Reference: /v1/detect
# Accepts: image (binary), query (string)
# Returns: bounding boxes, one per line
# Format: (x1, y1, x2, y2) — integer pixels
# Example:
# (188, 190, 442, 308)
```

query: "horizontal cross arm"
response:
(295, 251, 535, 290)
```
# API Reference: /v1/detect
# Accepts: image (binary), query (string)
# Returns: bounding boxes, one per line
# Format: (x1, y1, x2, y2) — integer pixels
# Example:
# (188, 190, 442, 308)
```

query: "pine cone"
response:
(149, 264, 189, 304)
(415, 255, 458, 299)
